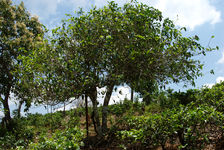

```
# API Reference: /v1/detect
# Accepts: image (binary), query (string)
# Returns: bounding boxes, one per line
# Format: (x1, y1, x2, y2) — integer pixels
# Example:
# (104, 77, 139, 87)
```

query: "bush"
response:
(117, 104, 224, 149)
(26, 113, 46, 127)
(157, 89, 200, 109)
(21, 127, 84, 150)
(201, 81, 224, 112)
(109, 99, 133, 117)
(145, 102, 162, 113)
(0, 118, 35, 149)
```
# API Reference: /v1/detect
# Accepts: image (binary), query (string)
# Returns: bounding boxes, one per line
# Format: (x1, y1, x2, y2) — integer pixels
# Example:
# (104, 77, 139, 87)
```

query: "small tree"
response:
(20, 1, 215, 136)
(58, 1, 213, 135)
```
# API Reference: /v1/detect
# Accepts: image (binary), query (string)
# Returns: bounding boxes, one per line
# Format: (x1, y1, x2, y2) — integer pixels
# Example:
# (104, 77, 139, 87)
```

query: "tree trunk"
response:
(3, 83, 12, 131)
(89, 87, 103, 137)
(131, 87, 134, 102)
(63, 101, 66, 117)
(85, 95, 89, 137)
(92, 100, 102, 137)
(102, 83, 114, 133)
(178, 129, 186, 150)
(17, 100, 24, 118)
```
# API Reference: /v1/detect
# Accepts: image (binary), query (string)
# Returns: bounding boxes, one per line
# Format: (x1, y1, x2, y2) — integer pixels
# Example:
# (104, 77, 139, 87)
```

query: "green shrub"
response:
(109, 99, 133, 117)
(67, 115, 80, 128)
(201, 81, 224, 112)
(22, 127, 84, 150)
(0, 127, 34, 149)
(26, 113, 45, 127)
(157, 89, 200, 109)
(117, 104, 224, 149)
(145, 102, 162, 113)
(0, 117, 35, 149)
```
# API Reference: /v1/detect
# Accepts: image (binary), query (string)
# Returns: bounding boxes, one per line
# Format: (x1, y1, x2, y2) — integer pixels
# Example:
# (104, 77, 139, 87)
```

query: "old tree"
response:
(19, 1, 214, 136)
(0, 0, 43, 130)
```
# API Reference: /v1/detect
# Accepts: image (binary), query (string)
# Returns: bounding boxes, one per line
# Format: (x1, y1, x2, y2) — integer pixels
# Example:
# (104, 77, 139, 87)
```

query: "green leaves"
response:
(11, 0, 220, 138)
(210, 69, 214, 75)
(27, 127, 84, 150)
(135, 34, 145, 40)
(18, 1, 214, 107)
(194, 35, 199, 41)
(106, 35, 112, 40)
(201, 81, 224, 112)
(118, 104, 224, 149)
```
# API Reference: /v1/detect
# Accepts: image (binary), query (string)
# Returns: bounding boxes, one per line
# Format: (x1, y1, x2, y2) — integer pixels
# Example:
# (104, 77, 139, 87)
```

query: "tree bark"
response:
(102, 83, 114, 133)
(63, 101, 66, 117)
(178, 129, 186, 150)
(3, 83, 12, 131)
(92, 100, 102, 137)
(17, 100, 24, 118)
(89, 87, 103, 137)
(85, 95, 89, 137)
(131, 86, 134, 102)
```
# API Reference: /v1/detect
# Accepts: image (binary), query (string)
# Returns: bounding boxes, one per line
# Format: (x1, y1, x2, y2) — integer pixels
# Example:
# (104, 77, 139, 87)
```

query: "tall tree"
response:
(0, 0, 43, 130)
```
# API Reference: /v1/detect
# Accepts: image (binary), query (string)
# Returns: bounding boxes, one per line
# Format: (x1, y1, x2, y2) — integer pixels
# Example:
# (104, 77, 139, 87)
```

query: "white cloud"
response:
(152, 0, 221, 30)
(94, 0, 221, 30)
(53, 86, 131, 112)
(216, 76, 224, 83)
(110, 86, 131, 105)
(97, 86, 131, 105)
(204, 76, 224, 88)
(18, 0, 220, 30)
(54, 102, 76, 112)
(218, 51, 224, 64)
(203, 83, 215, 88)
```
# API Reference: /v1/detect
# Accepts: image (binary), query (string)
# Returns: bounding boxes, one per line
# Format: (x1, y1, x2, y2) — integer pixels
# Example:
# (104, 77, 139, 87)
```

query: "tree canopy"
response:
(18, 1, 215, 136)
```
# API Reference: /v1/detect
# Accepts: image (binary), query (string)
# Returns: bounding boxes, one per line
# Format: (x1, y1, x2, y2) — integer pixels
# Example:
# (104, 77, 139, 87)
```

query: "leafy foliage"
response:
(108, 99, 133, 117)
(19, 127, 84, 150)
(200, 81, 224, 111)
(117, 104, 224, 149)
(0, 118, 35, 149)
(156, 88, 200, 108)
(18, 1, 214, 136)
(0, 0, 222, 149)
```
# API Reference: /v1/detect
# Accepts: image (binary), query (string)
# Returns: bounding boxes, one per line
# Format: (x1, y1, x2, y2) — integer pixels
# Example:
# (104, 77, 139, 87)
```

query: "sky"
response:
(4, 0, 223, 116)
